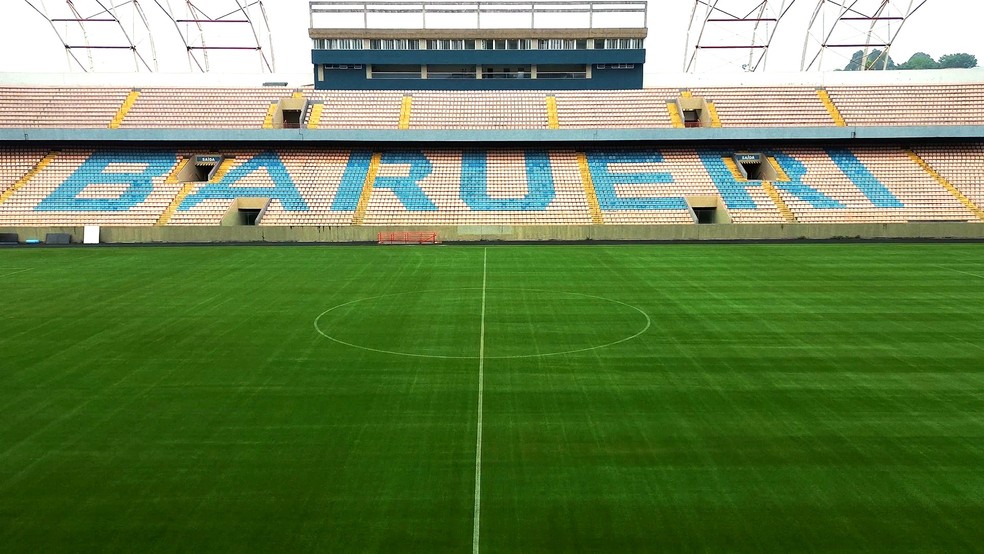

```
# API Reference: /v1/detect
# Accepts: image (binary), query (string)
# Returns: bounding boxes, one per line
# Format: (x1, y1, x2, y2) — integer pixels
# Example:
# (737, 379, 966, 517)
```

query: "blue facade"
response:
(311, 48, 645, 90)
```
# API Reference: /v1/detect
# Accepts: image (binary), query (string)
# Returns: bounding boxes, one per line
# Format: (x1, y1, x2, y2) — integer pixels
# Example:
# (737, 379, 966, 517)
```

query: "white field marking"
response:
(0, 268, 34, 278)
(473, 247, 487, 554)
(313, 287, 651, 360)
(934, 264, 984, 280)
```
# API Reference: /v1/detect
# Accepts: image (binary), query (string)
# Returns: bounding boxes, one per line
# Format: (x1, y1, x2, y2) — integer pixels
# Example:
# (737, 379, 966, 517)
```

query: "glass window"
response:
(316, 38, 364, 50)
(539, 39, 582, 50)
(483, 39, 531, 50)
(370, 39, 419, 50)
(595, 38, 643, 49)
(427, 39, 475, 50)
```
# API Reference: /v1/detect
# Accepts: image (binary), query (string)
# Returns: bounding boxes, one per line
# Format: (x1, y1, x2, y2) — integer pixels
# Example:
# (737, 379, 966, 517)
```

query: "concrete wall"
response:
(3, 224, 983, 245)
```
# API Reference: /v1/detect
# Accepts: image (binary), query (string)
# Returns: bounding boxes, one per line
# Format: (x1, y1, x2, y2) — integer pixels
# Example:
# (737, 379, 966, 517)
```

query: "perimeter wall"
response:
(3, 223, 983, 244)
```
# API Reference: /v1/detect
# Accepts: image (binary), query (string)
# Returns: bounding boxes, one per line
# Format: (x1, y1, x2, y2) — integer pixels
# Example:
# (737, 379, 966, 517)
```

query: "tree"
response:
(898, 52, 938, 70)
(843, 49, 896, 71)
(938, 53, 978, 69)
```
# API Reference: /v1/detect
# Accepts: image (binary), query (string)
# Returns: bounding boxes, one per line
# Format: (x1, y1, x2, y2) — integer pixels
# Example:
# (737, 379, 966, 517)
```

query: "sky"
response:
(0, 0, 979, 81)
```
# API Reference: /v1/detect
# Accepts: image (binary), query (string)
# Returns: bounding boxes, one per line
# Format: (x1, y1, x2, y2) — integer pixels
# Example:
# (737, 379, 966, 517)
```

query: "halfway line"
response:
(472, 247, 487, 554)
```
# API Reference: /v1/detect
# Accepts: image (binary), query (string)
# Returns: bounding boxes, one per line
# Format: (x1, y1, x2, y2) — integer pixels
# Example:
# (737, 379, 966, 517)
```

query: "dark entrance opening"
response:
(693, 207, 716, 224)
(740, 161, 764, 180)
(683, 109, 701, 127)
(283, 109, 302, 129)
(239, 209, 261, 226)
(191, 161, 215, 181)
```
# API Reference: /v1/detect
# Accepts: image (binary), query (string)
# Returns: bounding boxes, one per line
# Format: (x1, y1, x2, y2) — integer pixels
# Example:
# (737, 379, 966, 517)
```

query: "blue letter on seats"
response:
(333, 151, 436, 211)
(586, 151, 688, 210)
(179, 152, 307, 211)
(461, 150, 555, 211)
(331, 151, 372, 211)
(36, 151, 175, 211)
(700, 150, 843, 209)
(826, 149, 903, 208)
(373, 151, 437, 211)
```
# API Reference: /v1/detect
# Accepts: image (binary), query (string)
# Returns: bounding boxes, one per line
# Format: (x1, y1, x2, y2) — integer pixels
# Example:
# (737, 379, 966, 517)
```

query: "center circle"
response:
(313, 288, 650, 359)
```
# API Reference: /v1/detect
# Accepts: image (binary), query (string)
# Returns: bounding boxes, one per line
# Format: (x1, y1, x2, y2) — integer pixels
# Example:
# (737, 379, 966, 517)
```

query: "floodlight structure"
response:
(157, 0, 275, 72)
(684, 0, 797, 72)
(801, 0, 929, 71)
(23, 0, 159, 72)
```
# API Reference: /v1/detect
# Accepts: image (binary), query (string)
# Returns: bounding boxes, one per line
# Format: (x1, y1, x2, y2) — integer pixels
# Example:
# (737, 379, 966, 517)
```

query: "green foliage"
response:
(938, 52, 978, 68)
(847, 50, 979, 71)
(843, 49, 897, 71)
(898, 52, 939, 70)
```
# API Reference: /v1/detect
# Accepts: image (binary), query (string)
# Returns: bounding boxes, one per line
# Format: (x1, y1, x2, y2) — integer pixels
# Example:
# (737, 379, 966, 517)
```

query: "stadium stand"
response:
(2, 144, 982, 227)
(780, 146, 977, 223)
(0, 149, 180, 226)
(0, 87, 130, 128)
(2, 84, 984, 130)
(119, 87, 295, 129)
(305, 90, 405, 129)
(407, 91, 550, 130)
(827, 84, 984, 126)
(690, 87, 838, 127)
(553, 89, 678, 129)
(912, 144, 984, 211)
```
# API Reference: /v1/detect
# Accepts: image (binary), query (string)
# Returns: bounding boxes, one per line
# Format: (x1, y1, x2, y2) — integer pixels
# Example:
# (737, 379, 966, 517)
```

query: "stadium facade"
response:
(309, 1, 647, 90)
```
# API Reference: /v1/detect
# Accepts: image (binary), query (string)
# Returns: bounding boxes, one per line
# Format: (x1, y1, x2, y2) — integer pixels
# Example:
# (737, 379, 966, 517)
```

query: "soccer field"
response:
(2, 243, 983, 552)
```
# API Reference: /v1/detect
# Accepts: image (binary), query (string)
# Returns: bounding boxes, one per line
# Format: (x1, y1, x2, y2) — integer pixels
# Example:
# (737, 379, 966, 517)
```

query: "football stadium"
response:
(2, 0, 984, 551)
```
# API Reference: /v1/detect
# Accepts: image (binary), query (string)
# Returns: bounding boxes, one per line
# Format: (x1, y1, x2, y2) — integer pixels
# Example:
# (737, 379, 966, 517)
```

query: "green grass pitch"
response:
(2, 243, 984, 552)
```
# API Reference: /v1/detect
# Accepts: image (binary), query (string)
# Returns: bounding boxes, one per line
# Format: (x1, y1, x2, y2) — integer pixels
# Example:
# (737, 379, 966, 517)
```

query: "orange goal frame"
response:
(377, 231, 440, 245)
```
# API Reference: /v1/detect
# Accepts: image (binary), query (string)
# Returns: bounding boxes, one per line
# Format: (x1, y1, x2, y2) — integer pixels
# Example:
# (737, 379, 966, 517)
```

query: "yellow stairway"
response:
(158, 158, 237, 226)
(0, 151, 58, 205)
(723, 156, 796, 223)
(722, 157, 746, 181)
(576, 152, 604, 224)
(906, 149, 984, 221)
(705, 101, 722, 128)
(262, 103, 278, 129)
(353, 153, 382, 225)
(307, 103, 325, 129)
(546, 96, 559, 129)
(666, 102, 685, 128)
(109, 90, 141, 129)
(768, 156, 791, 182)
(762, 181, 797, 223)
(157, 181, 197, 226)
(817, 89, 846, 126)
(399, 96, 413, 130)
